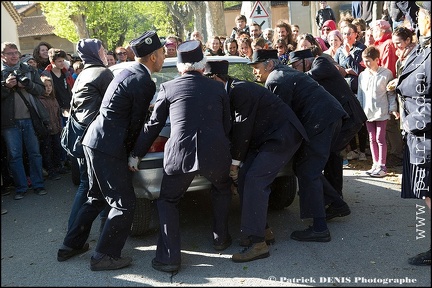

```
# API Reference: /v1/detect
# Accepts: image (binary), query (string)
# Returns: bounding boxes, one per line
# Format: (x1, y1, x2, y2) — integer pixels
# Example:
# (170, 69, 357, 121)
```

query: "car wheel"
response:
(70, 157, 80, 186)
(130, 198, 152, 236)
(268, 175, 297, 210)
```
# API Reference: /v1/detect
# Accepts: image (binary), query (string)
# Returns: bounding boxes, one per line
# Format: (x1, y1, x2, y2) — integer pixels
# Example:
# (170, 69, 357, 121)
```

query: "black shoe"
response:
(326, 203, 351, 221)
(90, 254, 132, 271)
(34, 187, 47, 195)
(57, 243, 90, 262)
(408, 249, 431, 266)
(213, 235, 232, 251)
(151, 258, 180, 273)
(14, 193, 25, 200)
(290, 226, 331, 242)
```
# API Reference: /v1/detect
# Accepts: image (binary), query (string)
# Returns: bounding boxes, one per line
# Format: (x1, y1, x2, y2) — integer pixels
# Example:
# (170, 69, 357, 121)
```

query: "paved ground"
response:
(1, 160, 431, 287)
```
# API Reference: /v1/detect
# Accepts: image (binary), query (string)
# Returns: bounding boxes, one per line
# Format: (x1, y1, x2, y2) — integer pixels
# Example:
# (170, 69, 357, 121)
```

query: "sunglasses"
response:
(322, 28, 331, 31)
(117, 52, 127, 56)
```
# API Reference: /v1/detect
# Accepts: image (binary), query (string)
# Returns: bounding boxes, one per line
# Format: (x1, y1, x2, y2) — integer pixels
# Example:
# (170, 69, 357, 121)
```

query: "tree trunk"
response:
(205, 2, 226, 38)
(189, 2, 207, 41)
(70, 14, 89, 39)
(166, 2, 193, 41)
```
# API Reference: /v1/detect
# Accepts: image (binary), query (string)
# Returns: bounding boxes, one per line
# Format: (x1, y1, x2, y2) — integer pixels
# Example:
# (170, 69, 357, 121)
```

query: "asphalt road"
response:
(1, 163, 431, 287)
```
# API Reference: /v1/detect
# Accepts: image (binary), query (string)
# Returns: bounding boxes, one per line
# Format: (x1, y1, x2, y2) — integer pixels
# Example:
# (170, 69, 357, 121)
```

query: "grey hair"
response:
(265, 58, 281, 68)
(177, 56, 208, 73)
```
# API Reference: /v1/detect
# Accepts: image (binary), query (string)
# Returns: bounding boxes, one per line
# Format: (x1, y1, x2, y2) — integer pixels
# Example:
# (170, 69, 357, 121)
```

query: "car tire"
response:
(70, 157, 80, 186)
(130, 198, 152, 236)
(268, 175, 297, 210)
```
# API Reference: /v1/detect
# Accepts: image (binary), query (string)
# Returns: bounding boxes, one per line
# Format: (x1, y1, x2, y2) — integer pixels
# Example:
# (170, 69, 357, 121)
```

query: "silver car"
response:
(111, 56, 298, 236)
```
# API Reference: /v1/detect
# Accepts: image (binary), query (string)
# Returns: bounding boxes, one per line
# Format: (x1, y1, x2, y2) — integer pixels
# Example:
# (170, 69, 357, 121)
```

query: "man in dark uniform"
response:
(131, 40, 232, 273)
(56, 31, 166, 271)
(248, 49, 348, 242)
(288, 49, 368, 220)
(204, 60, 308, 262)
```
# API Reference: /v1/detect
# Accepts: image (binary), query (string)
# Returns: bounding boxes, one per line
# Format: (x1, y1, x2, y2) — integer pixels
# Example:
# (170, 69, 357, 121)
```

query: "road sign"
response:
(250, 1, 269, 18)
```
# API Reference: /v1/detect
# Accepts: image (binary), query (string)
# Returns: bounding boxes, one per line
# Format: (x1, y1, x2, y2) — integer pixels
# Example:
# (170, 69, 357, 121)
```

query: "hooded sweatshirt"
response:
(77, 38, 104, 66)
(71, 38, 113, 125)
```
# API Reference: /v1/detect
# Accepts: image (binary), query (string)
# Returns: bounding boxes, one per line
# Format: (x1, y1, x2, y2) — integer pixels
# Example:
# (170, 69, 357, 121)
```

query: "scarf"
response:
(1, 61, 20, 80)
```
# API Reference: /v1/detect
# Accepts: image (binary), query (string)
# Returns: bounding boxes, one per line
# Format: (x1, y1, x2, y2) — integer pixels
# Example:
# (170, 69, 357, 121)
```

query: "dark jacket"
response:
(230, 26, 250, 39)
(71, 63, 114, 126)
(265, 64, 348, 138)
(134, 71, 231, 176)
(82, 62, 155, 160)
(1, 62, 45, 129)
(316, 7, 336, 29)
(227, 78, 308, 162)
(396, 41, 431, 166)
(38, 94, 62, 135)
(306, 56, 367, 127)
(41, 64, 74, 110)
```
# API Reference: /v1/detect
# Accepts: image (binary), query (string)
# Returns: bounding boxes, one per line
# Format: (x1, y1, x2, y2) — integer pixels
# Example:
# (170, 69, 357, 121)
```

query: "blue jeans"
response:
(2, 119, 44, 193)
(67, 157, 108, 230)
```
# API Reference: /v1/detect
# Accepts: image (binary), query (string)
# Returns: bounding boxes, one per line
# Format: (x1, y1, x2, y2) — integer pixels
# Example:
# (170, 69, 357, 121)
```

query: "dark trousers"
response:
(238, 133, 302, 238)
(386, 115, 404, 158)
(155, 169, 232, 265)
(348, 123, 368, 153)
(63, 147, 136, 258)
(324, 121, 363, 201)
(40, 132, 62, 175)
(295, 120, 341, 219)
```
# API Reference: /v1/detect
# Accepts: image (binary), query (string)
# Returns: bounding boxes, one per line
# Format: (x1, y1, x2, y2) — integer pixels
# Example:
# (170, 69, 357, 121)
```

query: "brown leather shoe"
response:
(232, 241, 269, 263)
(239, 228, 275, 247)
(90, 254, 132, 271)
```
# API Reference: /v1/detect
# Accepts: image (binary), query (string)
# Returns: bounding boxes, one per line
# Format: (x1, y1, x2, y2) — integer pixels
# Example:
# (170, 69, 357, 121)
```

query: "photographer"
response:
(1, 42, 47, 200)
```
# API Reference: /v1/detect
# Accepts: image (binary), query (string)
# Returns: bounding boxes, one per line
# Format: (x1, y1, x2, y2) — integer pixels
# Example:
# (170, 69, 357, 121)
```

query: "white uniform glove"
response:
(128, 155, 141, 172)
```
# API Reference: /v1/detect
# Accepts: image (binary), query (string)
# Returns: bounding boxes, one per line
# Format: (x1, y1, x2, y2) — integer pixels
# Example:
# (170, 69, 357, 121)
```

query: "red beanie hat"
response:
(322, 20, 337, 31)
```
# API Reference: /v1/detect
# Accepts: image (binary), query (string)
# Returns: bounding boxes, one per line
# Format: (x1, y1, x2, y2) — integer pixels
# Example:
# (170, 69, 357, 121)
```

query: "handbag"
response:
(61, 111, 86, 158)
(17, 90, 50, 140)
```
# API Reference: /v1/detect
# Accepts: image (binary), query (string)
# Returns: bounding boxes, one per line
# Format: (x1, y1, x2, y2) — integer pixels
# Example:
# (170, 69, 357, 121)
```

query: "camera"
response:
(12, 70, 30, 86)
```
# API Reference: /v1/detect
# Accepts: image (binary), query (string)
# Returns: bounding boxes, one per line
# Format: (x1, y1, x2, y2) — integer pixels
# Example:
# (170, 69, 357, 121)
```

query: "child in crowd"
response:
(38, 76, 64, 180)
(72, 61, 83, 80)
(357, 46, 398, 177)
(274, 38, 289, 65)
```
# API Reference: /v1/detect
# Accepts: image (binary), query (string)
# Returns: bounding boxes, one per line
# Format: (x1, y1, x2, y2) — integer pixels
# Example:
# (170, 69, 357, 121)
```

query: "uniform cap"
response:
(177, 40, 204, 64)
(129, 31, 165, 57)
(288, 49, 314, 65)
(247, 49, 278, 65)
(204, 60, 229, 75)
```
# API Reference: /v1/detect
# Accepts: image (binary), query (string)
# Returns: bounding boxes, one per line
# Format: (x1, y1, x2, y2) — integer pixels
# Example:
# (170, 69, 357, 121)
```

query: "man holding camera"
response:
(1, 42, 47, 200)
